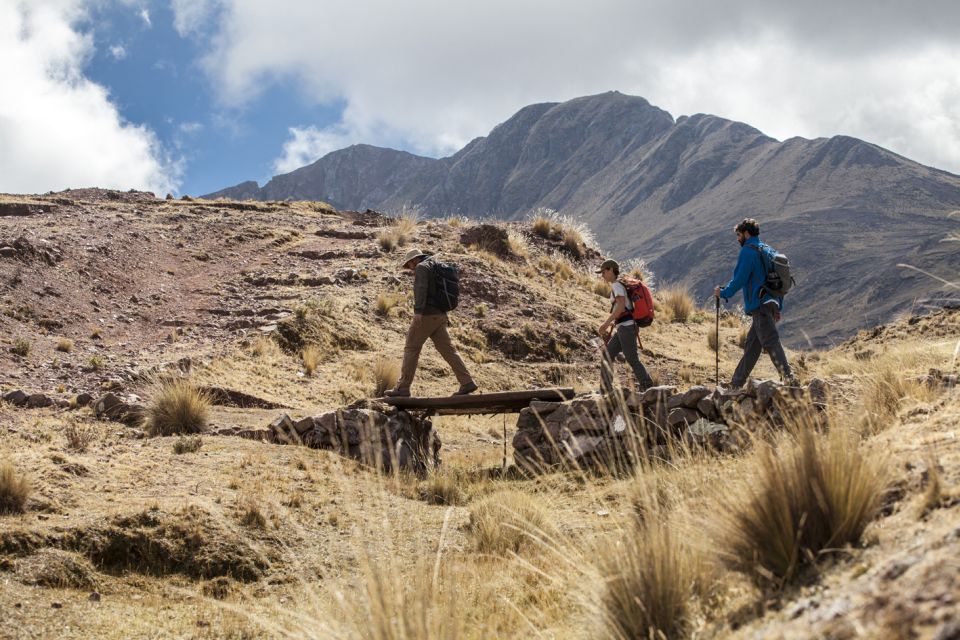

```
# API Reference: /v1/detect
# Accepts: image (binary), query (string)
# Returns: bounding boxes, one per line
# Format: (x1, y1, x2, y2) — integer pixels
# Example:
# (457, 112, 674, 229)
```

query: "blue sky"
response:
(2, 1, 959, 198)
(82, 2, 345, 195)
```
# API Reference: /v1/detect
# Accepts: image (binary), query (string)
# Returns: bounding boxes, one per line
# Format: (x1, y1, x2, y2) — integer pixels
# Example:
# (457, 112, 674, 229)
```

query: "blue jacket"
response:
(719, 236, 783, 314)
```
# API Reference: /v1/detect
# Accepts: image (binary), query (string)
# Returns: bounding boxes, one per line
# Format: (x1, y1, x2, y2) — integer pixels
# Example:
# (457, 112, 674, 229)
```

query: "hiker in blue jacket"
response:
(714, 218, 798, 388)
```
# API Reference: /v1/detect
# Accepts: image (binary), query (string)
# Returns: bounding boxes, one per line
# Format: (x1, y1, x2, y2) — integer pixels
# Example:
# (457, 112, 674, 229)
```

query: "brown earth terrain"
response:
(0, 190, 958, 639)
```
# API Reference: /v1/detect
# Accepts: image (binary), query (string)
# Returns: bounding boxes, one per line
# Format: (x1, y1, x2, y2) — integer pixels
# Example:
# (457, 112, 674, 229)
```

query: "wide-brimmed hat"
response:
(400, 248, 427, 268)
(595, 258, 619, 274)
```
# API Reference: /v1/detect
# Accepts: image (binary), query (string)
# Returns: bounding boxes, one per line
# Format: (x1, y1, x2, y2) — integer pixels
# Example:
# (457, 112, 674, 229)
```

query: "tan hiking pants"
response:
(396, 313, 474, 391)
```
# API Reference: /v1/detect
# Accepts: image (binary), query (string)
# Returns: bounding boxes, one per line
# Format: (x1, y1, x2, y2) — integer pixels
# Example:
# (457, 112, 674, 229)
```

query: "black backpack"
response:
(426, 259, 460, 311)
(751, 243, 795, 297)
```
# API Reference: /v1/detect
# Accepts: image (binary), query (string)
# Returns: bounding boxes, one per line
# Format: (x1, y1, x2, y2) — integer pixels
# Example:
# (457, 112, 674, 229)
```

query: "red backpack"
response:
(616, 277, 655, 327)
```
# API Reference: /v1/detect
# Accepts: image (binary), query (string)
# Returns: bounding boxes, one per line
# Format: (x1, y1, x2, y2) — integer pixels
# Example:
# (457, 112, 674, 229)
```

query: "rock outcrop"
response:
(513, 378, 830, 473)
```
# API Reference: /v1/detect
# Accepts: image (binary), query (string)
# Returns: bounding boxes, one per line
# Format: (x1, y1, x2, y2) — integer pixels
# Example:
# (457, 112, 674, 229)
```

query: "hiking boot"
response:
(383, 388, 411, 398)
(452, 381, 478, 396)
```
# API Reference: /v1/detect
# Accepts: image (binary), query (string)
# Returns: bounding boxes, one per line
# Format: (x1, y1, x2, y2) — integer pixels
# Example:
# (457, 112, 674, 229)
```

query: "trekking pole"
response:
(715, 294, 720, 387)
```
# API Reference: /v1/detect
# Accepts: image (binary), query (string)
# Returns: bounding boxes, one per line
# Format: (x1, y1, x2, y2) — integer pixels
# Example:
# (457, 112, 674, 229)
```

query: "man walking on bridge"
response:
(385, 248, 478, 398)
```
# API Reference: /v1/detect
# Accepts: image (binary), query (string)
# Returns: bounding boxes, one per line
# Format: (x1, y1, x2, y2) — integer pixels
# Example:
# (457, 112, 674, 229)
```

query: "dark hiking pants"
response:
(601, 322, 654, 393)
(730, 302, 793, 387)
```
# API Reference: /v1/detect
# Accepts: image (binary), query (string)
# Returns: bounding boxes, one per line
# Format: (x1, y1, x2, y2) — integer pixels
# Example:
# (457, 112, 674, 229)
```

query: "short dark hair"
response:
(735, 218, 760, 237)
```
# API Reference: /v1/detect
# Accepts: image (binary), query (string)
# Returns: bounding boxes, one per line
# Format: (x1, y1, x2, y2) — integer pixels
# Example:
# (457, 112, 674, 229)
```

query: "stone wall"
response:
(513, 379, 830, 473)
(259, 400, 440, 474)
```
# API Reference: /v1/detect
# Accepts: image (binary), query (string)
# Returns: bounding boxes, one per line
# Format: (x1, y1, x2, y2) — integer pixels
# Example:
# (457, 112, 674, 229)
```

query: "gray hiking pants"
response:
(731, 302, 793, 387)
(601, 322, 653, 393)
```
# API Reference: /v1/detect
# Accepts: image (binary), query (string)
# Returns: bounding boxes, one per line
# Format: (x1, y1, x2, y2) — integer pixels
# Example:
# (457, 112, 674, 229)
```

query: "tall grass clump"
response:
(717, 425, 887, 587)
(0, 461, 31, 514)
(506, 229, 530, 259)
(302, 344, 322, 376)
(468, 489, 555, 555)
(249, 336, 281, 358)
(531, 214, 553, 238)
(11, 338, 31, 357)
(377, 230, 398, 253)
(375, 292, 400, 317)
(707, 327, 719, 352)
(857, 363, 917, 433)
(55, 337, 74, 353)
(658, 285, 694, 323)
(372, 357, 400, 397)
(64, 421, 96, 451)
(146, 380, 211, 437)
(597, 522, 697, 640)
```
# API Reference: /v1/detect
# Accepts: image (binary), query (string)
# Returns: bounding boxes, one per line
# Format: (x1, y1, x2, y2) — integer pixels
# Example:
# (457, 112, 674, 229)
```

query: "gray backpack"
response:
(751, 244, 794, 297)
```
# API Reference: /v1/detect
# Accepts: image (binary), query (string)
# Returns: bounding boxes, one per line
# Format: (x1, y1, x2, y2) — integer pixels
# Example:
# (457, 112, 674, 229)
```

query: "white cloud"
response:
(109, 43, 126, 59)
(0, 1, 178, 194)
(273, 125, 359, 174)
(183, 0, 960, 175)
(170, 0, 219, 37)
(138, 7, 150, 27)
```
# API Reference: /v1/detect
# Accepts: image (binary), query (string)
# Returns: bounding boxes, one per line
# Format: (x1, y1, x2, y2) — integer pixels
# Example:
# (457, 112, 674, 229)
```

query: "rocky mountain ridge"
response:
(207, 91, 960, 346)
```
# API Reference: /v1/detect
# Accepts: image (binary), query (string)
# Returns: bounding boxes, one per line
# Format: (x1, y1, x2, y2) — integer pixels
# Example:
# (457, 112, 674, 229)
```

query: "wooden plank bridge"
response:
(382, 388, 575, 415)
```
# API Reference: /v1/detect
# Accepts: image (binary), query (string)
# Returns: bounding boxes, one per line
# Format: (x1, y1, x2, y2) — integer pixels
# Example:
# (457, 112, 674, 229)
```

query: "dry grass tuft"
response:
(658, 285, 694, 323)
(146, 380, 211, 437)
(737, 325, 749, 348)
(423, 470, 463, 505)
(468, 489, 555, 555)
(55, 337, 74, 352)
(597, 522, 698, 640)
(0, 460, 31, 514)
(302, 344, 322, 376)
(623, 258, 655, 285)
(173, 436, 203, 454)
(593, 280, 612, 298)
(375, 292, 400, 317)
(718, 425, 887, 587)
(64, 420, 96, 451)
(14, 549, 98, 590)
(707, 327, 719, 353)
(474, 302, 488, 318)
(239, 496, 267, 529)
(856, 362, 929, 434)
(531, 214, 554, 238)
(372, 357, 401, 397)
(377, 229, 398, 253)
(11, 338, 31, 357)
(506, 229, 530, 259)
(562, 228, 585, 258)
(249, 336, 281, 358)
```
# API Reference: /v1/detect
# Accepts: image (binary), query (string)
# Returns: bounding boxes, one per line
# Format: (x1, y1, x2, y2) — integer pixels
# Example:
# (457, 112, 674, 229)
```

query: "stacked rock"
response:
(513, 378, 830, 473)
(265, 400, 440, 474)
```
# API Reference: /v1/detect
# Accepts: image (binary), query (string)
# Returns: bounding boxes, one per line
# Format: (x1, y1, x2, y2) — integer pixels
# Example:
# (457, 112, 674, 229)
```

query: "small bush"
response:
(0, 461, 30, 514)
(394, 212, 418, 246)
(468, 490, 555, 555)
(718, 426, 887, 587)
(146, 380, 210, 437)
(55, 337, 74, 353)
(90, 327, 102, 339)
(372, 357, 400, 397)
(173, 436, 203, 454)
(375, 292, 400, 317)
(64, 421, 96, 452)
(474, 303, 487, 318)
(623, 258, 655, 285)
(302, 344, 322, 376)
(598, 523, 696, 640)
(11, 338, 30, 357)
(658, 285, 694, 323)
(87, 355, 104, 370)
(737, 325, 749, 348)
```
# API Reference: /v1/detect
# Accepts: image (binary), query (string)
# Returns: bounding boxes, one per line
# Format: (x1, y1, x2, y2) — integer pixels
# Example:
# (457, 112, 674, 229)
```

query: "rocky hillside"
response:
(207, 91, 960, 347)
(2, 191, 959, 639)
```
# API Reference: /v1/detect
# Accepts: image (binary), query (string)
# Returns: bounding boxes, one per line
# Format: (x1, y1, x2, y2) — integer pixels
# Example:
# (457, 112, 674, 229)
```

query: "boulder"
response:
(697, 392, 719, 420)
(806, 378, 829, 403)
(74, 393, 94, 408)
(678, 385, 711, 409)
(667, 407, 701, 430)
(642, 385, 676, 405)
(3, 389, 28, 406)
(93, 392, 145, 426)
(459, 224, 510, 256)
(25, 393, 54, 409)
